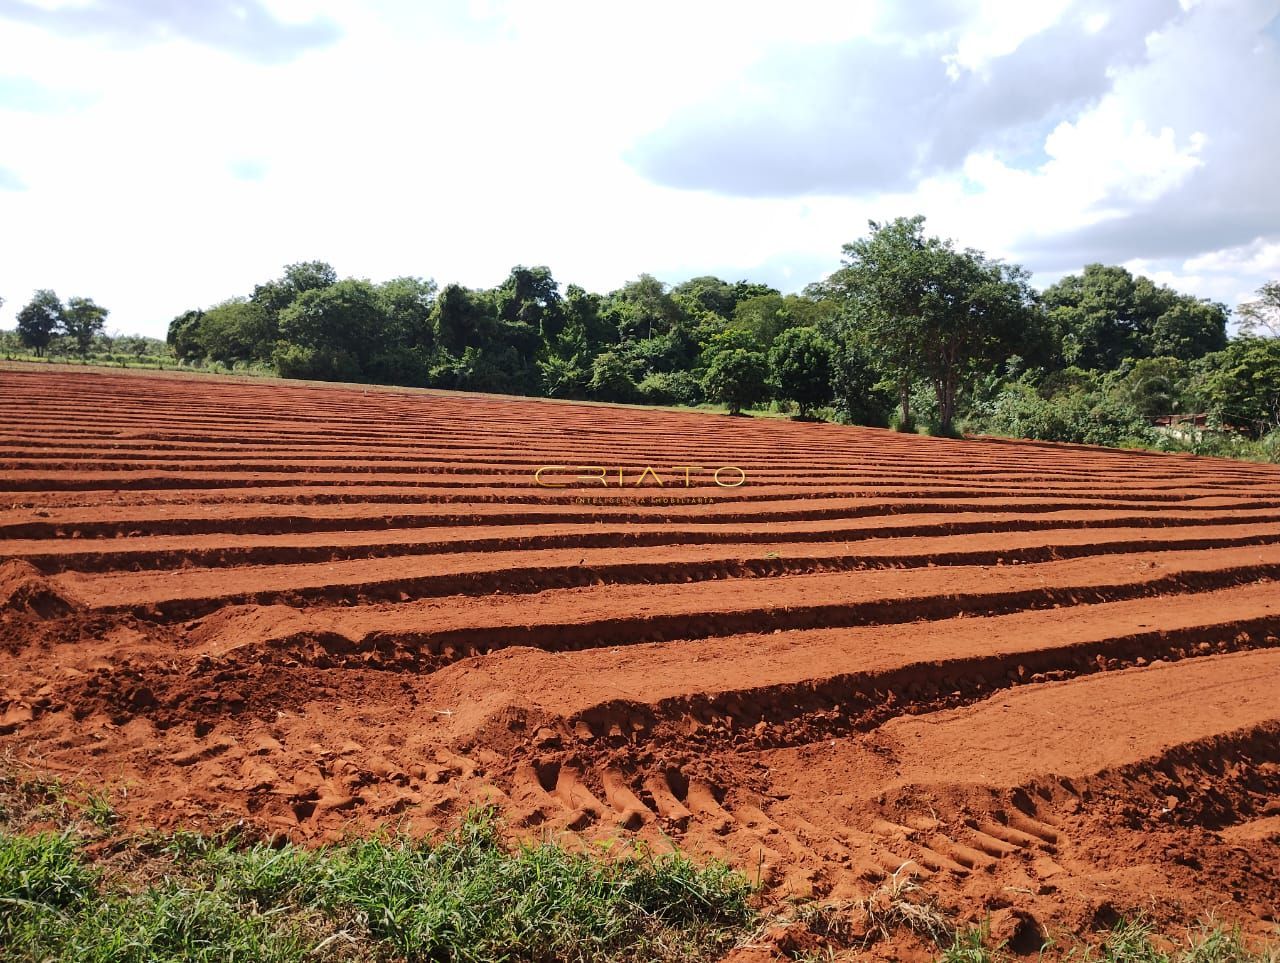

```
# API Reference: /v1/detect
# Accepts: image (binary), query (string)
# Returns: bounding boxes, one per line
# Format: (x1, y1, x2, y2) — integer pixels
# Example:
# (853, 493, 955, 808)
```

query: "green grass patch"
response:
(0, 810, 755, 962)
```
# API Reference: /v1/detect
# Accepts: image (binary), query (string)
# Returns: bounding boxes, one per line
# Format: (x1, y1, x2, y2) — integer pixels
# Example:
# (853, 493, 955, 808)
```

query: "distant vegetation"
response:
(4, 219, 1279, 460)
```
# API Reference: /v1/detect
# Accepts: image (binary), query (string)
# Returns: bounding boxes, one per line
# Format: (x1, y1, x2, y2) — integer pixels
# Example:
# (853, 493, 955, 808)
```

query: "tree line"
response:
(6, 217, 1280, 455)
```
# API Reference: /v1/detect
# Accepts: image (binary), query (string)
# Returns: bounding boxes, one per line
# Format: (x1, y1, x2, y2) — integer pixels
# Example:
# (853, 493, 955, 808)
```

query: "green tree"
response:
(561, 284, 615, 350)
(1192, 337, 1280, 435)
(1043, 265, 1146, 369)
(699, 325, 761, 360)
(195, 298, 274, 363)
(432, 284, 497, 355)
(1043, 264, 1224, 368)
(730, 293, 830, 350)
(828, 326, 893, 426)
(495, 266, 564, 341)
(588, 350, 639, 402)
(251, 260, 338, 316)
(361, 276, 438, 385)
(768, 326, 834, 417)
(1147, 299, 1227, 360)
(62, 297, 109, 358)
(828, 216, 1038, 433)
(926, 255, 1039, 433)
(701, 347, 768, 415)
(601, 275, 682, 341)
(1124, 356, 1189, 418)
(731, 294, 791, 348)
(376, 276, 437, 349)
(167, 309, 206, 362)
(276, 279, 388, 380)
(16, 289, 65, 356)
(671, 276, 739, 318)
(538, 352, 589, 399)
(825, 218, 931, 426)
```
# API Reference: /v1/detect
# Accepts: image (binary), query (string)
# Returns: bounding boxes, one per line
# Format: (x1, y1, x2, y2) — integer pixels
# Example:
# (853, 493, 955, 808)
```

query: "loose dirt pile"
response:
(1, 366, 1277, 956)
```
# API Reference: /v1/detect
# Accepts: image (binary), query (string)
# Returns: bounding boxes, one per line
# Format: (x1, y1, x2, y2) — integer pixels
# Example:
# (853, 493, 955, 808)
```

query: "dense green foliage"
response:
(4, 222, 1278, 460)
(1042, 263, 1227, 369)
(701, 347, 769, 415)
(14, 289, 64, 357)
(822, 216, 1042, 433)
(769, 326, 835, 417)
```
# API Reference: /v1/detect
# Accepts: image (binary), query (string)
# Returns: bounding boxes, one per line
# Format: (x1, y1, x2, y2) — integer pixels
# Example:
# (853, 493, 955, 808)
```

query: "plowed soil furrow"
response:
(49, 523, 1280, 614)
(183, 545, 1280, 657)
(408, 581, 1280, 749)
(9, 517, 1280, 574)
(6, 451, 1277, 486)
(768, 647, 1280, 789)
(7, 498, 1280, 541)
(2, 366, 1278, 945)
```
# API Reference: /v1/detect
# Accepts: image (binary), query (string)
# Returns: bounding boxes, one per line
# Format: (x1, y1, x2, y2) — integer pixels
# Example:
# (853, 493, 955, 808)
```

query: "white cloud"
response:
(0, 0, 1275, 339)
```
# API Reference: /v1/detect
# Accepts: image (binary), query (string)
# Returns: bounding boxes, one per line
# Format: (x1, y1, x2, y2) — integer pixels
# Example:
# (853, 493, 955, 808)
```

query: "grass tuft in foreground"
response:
(0, 809, 755, 963)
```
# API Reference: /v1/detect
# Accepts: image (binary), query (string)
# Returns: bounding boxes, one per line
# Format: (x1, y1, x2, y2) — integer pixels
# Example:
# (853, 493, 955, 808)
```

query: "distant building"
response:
(1151, 413, 1209, 429)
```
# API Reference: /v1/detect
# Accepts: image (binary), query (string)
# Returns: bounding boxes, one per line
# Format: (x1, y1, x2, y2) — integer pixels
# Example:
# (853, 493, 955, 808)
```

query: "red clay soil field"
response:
(2, 366, 1280, 952)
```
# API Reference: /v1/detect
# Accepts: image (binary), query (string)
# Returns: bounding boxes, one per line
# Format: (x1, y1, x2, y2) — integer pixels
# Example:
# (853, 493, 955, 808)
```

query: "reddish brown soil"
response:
(2, 366, 1278, 956)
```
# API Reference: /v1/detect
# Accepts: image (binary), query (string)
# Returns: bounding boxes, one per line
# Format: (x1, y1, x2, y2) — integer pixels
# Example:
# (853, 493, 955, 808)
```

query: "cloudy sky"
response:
(1, 0, 1277, 339)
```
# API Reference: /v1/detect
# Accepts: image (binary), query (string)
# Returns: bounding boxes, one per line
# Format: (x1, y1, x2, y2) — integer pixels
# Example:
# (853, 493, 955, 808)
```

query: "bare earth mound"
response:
(1, 366, 1278, 954)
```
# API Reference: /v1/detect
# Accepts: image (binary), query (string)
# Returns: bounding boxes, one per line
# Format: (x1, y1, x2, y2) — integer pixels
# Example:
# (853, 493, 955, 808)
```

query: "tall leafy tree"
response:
(62, 297, 109, 358)
(825, 217, 932, 426)
(1148, 299, 1228, 360)
(732, 293, 831, 350)
(252, 261, 338, 314)
(1043, 265, 1148, 370)
(495, 266, 563, 341)
(768, 326, 835, 417)
(561, 284, 614, 350)
(701, 347, 768, 415)
(376, 276, 437, 350)
(601, 275, 682, 341)
(670, 276, 739, 318)
(926, 254, 1039, 432)
(249, 260, 337, 349)
(432, 284, 497, 355)
(167, 309, 206, 362)
(829, 217, 1038, 433)
(275, 279, 387, 380)
(1044, 264, 1225, 367)
(192, 298, 273, 363)
(1192, 338, 1280, 436)
(16, 289, 65, 356)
